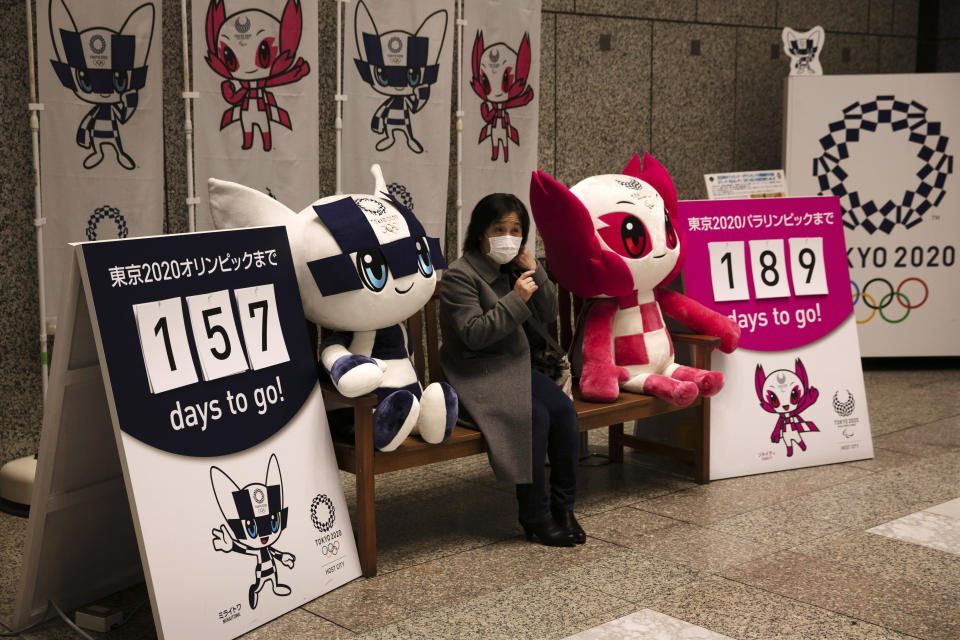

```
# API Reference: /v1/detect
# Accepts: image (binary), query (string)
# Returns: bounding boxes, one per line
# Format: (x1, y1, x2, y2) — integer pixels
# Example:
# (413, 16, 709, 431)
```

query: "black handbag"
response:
(525, 317, 573, 401)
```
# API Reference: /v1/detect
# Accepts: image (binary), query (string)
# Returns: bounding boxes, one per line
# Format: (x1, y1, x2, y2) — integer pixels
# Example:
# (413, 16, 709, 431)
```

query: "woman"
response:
(438, 193, 584, 547)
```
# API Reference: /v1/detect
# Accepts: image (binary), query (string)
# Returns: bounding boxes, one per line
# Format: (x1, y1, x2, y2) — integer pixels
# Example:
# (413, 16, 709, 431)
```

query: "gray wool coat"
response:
(437, 251, 558, 484)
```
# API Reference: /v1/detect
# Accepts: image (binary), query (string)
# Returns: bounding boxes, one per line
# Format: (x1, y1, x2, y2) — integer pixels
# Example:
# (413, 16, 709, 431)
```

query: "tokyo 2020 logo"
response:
(813, 96, 952, 235)
(310, 494, 336, 533)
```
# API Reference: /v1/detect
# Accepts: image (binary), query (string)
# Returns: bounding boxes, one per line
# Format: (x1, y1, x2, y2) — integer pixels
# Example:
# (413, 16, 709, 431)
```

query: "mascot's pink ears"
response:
(622, 152, 678, 220)
(529, 170, 635, 299)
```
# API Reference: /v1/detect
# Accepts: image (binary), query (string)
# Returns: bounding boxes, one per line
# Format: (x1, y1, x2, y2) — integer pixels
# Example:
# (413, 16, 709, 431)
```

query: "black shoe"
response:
(520, 519, 576, 547)
(551, 506, 586, 544)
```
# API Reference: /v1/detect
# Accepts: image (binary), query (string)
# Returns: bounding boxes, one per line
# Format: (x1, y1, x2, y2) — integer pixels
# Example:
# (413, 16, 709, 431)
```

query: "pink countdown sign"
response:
(679, 197, 852, 351)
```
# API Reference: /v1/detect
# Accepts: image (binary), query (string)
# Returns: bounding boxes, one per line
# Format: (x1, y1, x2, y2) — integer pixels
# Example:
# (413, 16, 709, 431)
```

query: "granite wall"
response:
(1, 0, 956, 463)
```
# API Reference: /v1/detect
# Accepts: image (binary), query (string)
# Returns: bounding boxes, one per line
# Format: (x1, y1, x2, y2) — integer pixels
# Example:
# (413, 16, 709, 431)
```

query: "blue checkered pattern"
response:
(813, 95, 952, 234)
(86, 205, 128, 241)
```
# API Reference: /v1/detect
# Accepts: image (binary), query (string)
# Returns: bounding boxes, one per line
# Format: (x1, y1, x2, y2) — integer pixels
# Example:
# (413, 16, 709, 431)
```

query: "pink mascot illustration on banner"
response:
(204, 0, 310, 151)
(470, 30, 534, 162)
(755, 359, 820, 456)
(529, 153, 740, 405)
(48, 0, 155, 170)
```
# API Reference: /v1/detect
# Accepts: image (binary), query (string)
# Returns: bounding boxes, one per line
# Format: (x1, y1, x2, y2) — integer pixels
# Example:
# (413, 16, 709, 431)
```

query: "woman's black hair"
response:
(462, 193, 530, 254)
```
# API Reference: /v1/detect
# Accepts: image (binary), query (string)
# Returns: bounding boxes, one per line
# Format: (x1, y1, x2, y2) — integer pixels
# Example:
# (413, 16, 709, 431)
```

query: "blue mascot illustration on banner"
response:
(208, 164, 458, 451)
(203, 0, 310, 151)
(210, 454, 295, 610)
(48, 0, 155, 170)
(353, 0, 448, 153)
(781, 26, 824, 76)
(755, 359, 820, 457)
(470, 30, 534, 163)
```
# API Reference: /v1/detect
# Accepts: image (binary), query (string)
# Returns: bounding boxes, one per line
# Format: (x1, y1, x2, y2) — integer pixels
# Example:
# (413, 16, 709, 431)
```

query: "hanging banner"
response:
(343, 0, 455, 240)
(38, 0, 164, 326)
(459, 0, 540, 254)
(784, 74, 960, 356)
(679, 197, 873, 480)
(192, 0, 318, 230)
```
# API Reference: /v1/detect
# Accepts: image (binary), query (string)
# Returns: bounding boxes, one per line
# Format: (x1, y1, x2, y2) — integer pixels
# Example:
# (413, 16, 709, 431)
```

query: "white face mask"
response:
(485, 234, 523, 265)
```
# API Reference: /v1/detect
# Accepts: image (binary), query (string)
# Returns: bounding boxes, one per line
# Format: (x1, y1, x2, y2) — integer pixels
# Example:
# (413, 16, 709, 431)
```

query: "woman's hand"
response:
(513, 269, 539, 302)
(513, 246, 537, 271)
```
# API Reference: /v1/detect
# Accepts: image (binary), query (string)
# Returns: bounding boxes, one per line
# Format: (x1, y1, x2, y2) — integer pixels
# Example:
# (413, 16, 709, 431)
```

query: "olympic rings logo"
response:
(320, 540, 340, 557)
(851, 277, 928, 324)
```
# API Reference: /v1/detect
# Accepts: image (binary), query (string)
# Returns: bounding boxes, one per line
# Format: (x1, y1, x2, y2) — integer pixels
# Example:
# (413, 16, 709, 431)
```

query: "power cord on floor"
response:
(50, 602, 95, 640)
(113, 600, 148, 629)
(0, 599, 148, 638)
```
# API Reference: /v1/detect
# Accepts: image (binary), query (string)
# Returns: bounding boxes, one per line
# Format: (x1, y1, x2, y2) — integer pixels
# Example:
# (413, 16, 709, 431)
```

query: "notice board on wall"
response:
(679, 197, 873, 480)
(784, 73, 959, 356)
(11, 228, 360, 639)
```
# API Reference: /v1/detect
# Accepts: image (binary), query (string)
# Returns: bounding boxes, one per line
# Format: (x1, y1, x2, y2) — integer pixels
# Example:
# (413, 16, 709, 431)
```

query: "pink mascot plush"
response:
(529, 153, 740, 405)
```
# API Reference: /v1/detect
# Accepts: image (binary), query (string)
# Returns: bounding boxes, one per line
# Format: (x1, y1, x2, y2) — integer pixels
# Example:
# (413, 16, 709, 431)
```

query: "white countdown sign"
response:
(10, 228, 360, 640)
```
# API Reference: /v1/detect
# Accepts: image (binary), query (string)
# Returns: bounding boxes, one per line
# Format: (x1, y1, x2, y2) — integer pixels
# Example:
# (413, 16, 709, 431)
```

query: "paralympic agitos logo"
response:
(813, 95, 952, 235)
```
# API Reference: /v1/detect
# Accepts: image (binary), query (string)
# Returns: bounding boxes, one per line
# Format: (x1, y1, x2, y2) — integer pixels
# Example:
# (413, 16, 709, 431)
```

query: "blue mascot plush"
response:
(208, 165, 457, 451)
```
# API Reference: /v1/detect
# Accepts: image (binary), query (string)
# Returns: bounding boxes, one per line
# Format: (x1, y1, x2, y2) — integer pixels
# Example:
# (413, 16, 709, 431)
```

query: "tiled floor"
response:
(1, 365, 958, 639)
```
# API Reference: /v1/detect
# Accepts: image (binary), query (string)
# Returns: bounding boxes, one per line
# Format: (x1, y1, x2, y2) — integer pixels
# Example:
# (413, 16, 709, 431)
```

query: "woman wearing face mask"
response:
(438, 193, 582, 547)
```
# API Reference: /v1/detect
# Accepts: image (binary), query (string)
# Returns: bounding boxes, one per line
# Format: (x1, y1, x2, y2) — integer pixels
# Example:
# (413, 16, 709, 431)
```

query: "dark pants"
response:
(516, 369, 579, 524)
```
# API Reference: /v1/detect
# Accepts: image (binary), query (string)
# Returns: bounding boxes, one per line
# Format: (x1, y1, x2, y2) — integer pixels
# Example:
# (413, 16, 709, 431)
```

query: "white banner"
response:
(192, 0, 318, 230)
(459, 0, 540, 254)
(38, 0, 164, 325)
(785, 74, 960, 356)
(343, 0, 455, 240)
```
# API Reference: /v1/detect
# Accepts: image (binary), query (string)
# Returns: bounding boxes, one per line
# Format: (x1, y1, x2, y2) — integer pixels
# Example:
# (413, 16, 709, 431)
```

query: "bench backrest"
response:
(406, 296, 441, 383)
(316, 281, 578, 387)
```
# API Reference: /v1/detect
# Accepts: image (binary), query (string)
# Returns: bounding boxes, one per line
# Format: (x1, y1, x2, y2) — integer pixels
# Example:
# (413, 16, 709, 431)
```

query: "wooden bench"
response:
(322, 291, 718, 577)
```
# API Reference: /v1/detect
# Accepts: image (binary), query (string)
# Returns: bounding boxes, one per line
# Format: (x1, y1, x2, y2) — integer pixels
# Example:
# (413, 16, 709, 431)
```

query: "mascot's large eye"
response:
(356, 249, 389, 292)
(270, 513, 280, 533)
(416, 237, 434, 277)
(244, 519, 257, 538)
(407, 67, 421, 87)
(374, 66, 389, 87)
(112, 70, 129, 93)
(664, 212, 678, 249)
(75, 68, 93, 93)
(766, 390, 780, 408)
(598, 212, 651, 259)
(256, 38, 275, 69)
(790, 386, 801, 404)
(502, 66, 513, 92)
(480, 71, 491, 96)
(222, 44, 238, 72)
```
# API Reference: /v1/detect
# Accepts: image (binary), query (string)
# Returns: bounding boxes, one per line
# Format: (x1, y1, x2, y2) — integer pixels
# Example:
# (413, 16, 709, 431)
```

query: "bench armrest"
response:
(319, 381, 379, 410)
(671, 333, 721, 348)
(671, 333, 719, 371)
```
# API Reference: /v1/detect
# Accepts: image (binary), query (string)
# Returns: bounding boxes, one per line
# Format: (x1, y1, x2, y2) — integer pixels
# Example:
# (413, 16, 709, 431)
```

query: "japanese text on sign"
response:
(109, 250, 279, 288)
(687, 212, 835, 232)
